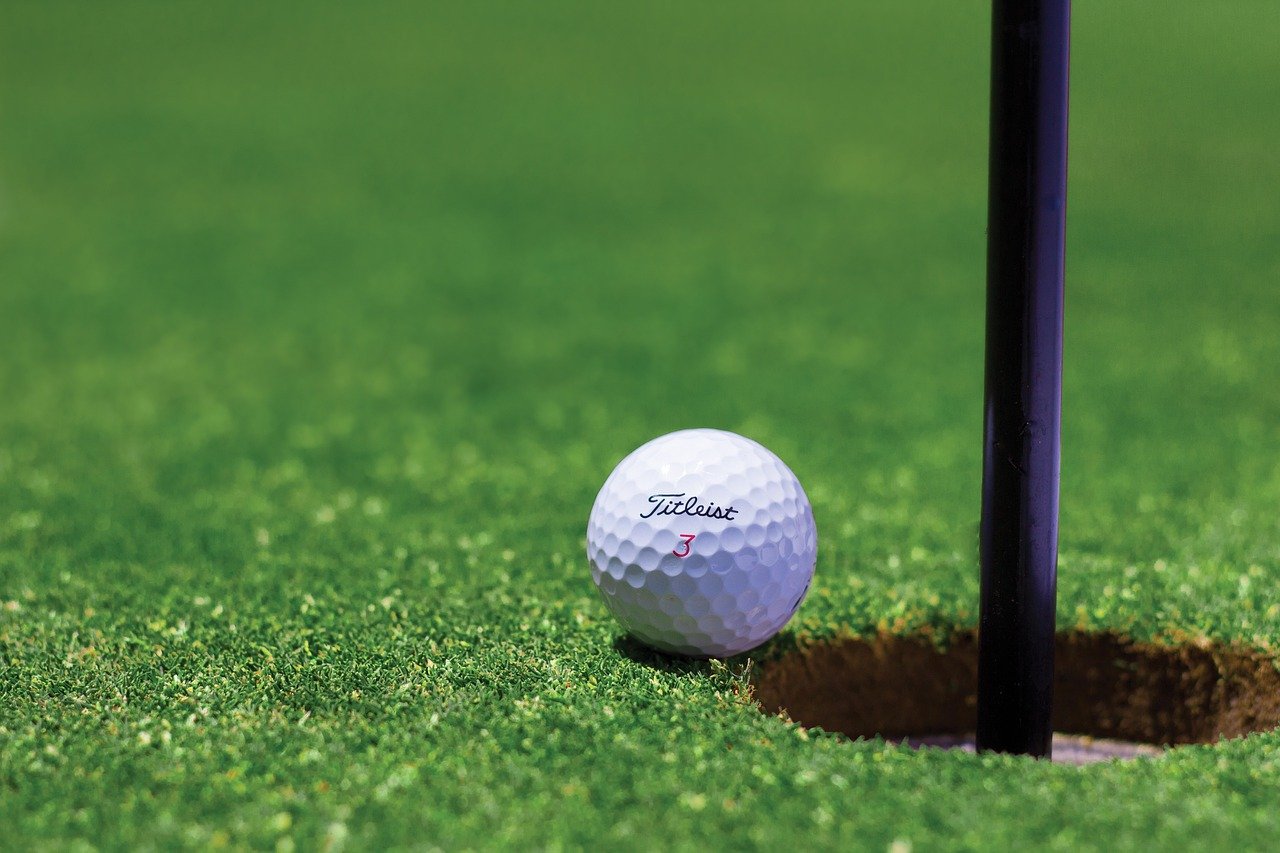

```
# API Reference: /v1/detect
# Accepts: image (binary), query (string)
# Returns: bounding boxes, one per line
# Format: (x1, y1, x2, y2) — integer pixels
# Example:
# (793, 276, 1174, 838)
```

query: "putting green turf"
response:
(3, 1, 1280, 848)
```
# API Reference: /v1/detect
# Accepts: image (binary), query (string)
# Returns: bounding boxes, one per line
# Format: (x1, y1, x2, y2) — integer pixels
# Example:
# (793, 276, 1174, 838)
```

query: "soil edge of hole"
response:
(753, 630, 1280, 748)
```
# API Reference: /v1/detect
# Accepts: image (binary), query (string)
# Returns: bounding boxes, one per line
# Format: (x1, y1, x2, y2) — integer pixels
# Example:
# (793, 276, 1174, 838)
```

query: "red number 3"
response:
(673, 533, 696, 558)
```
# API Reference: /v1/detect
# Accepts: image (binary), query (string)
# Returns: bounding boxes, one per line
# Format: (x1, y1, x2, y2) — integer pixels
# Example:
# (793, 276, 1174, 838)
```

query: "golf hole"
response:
(753, 631, 1280, 764)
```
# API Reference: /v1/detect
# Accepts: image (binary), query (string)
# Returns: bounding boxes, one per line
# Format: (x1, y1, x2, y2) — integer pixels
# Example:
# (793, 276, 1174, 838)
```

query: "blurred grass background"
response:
(2, 1, 1280, 847)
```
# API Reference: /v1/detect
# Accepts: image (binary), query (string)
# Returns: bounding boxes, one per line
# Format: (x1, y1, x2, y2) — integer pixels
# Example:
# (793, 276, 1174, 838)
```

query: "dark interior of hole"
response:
(752, 631, 1280, 746)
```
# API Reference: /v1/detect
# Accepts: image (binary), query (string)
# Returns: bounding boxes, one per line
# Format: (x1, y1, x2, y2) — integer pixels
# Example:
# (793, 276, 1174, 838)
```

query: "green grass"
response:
(3, 0, 1280, 848)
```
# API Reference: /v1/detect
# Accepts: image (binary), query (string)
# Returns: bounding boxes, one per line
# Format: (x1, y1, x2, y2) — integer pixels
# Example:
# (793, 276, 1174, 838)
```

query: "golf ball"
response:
(586, 429, 817, 657)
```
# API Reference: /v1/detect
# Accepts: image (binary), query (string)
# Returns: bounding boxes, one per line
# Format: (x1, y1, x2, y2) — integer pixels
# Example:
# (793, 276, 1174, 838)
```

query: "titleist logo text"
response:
(639, 493, 739, 521)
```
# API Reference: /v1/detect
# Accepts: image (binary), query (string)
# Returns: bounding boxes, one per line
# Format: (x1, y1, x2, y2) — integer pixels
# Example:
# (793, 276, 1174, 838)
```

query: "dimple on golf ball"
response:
(586, 429, 817, 657)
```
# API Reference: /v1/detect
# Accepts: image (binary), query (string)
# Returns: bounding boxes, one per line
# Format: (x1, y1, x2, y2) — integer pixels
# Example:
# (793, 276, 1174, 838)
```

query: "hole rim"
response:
(752, 629, 1280, 753)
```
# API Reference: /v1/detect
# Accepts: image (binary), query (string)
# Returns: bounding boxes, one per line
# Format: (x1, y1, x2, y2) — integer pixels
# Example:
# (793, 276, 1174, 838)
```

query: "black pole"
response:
(977, 0, 1070, 758)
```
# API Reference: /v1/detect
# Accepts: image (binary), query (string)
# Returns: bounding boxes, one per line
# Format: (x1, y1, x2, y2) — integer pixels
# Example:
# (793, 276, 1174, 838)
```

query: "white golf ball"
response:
(586, 429, 817, 657)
